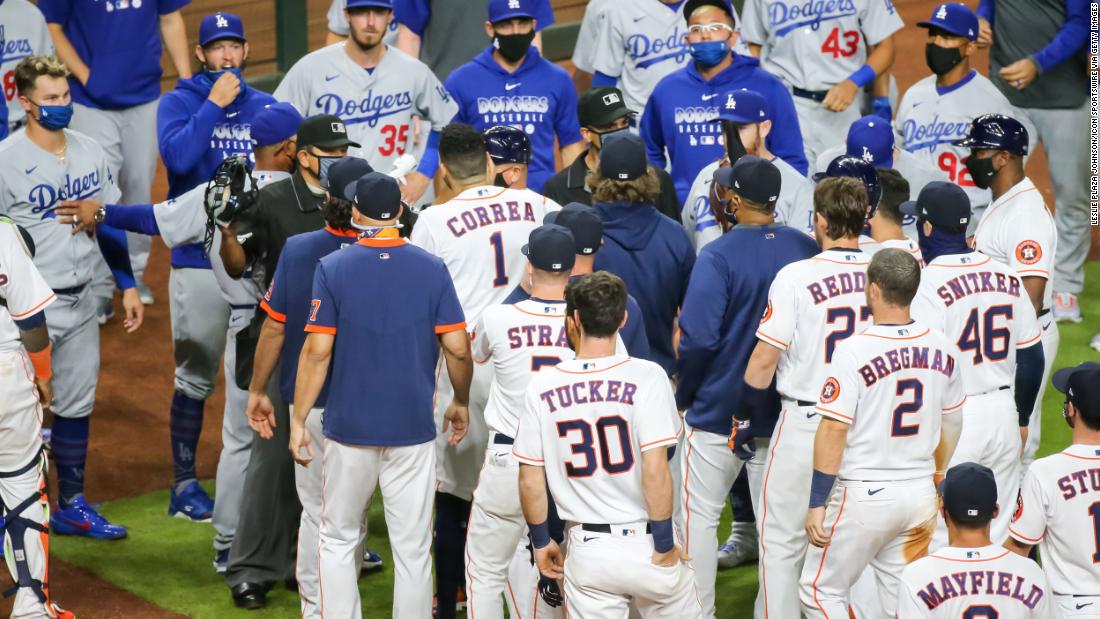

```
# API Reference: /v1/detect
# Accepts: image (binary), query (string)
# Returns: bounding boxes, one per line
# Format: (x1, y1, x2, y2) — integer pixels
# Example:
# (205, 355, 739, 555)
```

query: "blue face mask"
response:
(201, 67, 247, 95)
(917, 220, 971, 264)
(35, 102, 73, 130)
(688, 40, 729, 68)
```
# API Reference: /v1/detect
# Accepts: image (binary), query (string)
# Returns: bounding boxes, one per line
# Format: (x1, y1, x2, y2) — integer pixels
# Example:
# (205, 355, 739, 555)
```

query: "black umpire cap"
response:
(297, 115, 360, 150)
(577, 87, 634, 128)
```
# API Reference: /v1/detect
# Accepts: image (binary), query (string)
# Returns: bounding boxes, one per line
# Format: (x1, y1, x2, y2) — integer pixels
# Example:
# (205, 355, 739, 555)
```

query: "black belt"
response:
(493, 434, 514, 446)
(581, 523, 652, 534)
(792, 87, 828, 102)
(52, 284, 85, 296)
(797, 400, 816, 407)
(230, 304, 257, 310)
(1038, 308, 1050, 318)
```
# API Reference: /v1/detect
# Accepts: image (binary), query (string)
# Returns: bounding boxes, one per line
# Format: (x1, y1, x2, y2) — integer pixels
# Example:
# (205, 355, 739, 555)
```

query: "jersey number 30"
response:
(556, 416, 634, 477)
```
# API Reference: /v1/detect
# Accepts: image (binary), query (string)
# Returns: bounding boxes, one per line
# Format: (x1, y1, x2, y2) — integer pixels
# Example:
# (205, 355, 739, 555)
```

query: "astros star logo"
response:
(820, 377, 840, 404)
(1015, 240, 1042, 265)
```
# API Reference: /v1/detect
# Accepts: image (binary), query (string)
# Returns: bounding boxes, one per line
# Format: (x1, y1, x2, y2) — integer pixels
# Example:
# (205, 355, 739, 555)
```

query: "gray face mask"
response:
(317, 156, 341, 185)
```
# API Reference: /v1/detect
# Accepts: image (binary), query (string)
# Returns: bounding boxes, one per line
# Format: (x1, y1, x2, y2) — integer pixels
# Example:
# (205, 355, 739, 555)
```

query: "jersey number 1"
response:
(1090, 501, 1100, 563)
(489, 232, 508, 287)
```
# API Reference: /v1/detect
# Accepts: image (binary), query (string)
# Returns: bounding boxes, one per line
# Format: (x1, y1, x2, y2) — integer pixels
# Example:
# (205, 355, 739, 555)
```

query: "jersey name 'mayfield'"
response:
(807, 270, 867, 304)
(857, 345, 955, 387)
(445, 200, 539, 237)
(537, 379, 638, 413)
(1056, 466, 1100, 500)
(507, 323, 569, 350)
(767, 0, 859, 36)
(913, 570, 1045, 612)
(935, 270, 1023, 306)
(28, 169, 103, 218)
(626, 27, 689, 68)
(313, 89, 415, 128)
(899, 114, 972, 153)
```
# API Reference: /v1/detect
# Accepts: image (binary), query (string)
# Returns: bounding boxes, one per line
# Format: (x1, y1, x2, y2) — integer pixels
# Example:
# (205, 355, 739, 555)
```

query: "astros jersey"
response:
(756, 248, 871, 402)
(274, 43, 457, 171)
(973, 178, 1056, 311)
(0, 0, 53, 132)
(741, 0, 903, 92)
(0, 129, 120, 289)
(911, 252, 1041, 395)
(895, 71, 1034, 209)
(512, 354, 681, 524)
(1008, 444, 1100, 596)
(896, 544, 1052, 618)
(816, 322, 965, 481)
(880, 238, 923, 266)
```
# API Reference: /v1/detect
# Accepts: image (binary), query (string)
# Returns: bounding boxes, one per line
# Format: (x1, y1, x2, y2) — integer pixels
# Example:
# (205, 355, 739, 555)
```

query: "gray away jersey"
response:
(0, 0, 53, 132)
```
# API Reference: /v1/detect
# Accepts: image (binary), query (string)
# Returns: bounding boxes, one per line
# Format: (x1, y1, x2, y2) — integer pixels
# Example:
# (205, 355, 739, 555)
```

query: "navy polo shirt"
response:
(306, 235, 466, 446)
(260, 226, 360, 406)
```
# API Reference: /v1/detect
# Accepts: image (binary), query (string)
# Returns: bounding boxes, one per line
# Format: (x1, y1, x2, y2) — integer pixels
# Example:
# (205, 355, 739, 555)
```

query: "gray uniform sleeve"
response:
(591, 9, 626, 78)
(272, 60, 313, 115)
(571, 0, 607, 73)
(98, 148, 122, 204)
(861, 0, 905, 46)
(740, 0, 769, 45)
(415, 67, 458, 131)
(327, 0, 349, 36)
(153, 186, 208, 248)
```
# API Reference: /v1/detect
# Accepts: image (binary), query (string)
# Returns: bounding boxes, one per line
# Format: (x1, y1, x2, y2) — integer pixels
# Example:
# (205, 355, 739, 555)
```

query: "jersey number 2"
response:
(937, 152, 976, 187)
(957, 305, 1012, 365)
(825, 305, 871, 363)
(821, 29, 860, 58)
(891, 379, 923, 437)
(556, 416, 634, 477)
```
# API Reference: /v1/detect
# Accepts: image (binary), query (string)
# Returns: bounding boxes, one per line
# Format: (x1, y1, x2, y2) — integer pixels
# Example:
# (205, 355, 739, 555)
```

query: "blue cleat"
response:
(362, 549, 384, 572)
(169, 481, 214, 523)
(213, 548, 229, 574)
(50, 495, 127, 540)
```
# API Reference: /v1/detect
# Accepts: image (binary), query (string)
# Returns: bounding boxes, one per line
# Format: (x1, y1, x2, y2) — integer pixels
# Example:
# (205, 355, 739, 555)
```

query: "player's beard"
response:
(350, 28, 384, 53)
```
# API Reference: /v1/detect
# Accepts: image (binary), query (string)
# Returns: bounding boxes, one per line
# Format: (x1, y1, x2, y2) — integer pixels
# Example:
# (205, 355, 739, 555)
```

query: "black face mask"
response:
(494, 172, 510, 188)
(965, 155, 998, 189)
(917, 220, 971, 264)
(925, 43, 964, 76)
(494, 30, 536, 63)
(723, 122, 747, 164)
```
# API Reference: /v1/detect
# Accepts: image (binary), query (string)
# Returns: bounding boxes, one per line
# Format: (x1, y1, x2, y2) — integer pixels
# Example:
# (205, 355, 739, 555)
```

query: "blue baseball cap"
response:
(489, 0, 538, 23)
(918, 3, 979, 41)
(1053, 362, 1100, 421)
(199, 12, 245, 46)
(845, 116, 894, 169)
(599, 133, 647, 181)
(545, 202, 603, 255)
(900, 181, 971, 229)
(346, 0, 392, 9)
(323, 156, 374, 197)
(352, 172, 402, 220)
(522, 224, 576, 272)
(715, 89, 769, 125)
(941, 462, 998, 524)
(250, 103, 303, 148)
(714, 155, 781, 206)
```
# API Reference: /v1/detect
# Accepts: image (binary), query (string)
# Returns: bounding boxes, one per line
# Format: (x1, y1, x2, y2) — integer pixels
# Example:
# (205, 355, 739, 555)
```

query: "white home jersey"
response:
(912, 253, 1041, 395)
(880, 238, 923, 266)
(513, 354, 681, 524)
(1009, 444, 1100, 597)
(0, 0, 53, 133)
(895, 71, 1035, 210)
(411, 185, 560, 326)
(273, 43, 457, 171)
(757, 248, 871, 402)
(973, 178, 1056, 311)
(0, 220, 53, 351)
(740, 0, 903, 92)
(897, 544, 1053, 618)
(0, 129, 121, 290)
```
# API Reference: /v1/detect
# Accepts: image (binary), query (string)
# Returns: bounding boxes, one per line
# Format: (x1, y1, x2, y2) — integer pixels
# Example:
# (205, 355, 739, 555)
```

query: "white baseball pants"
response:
(1054, 594, 1100, 617)
(213, 307, 256, 555)
(434, 360, 492, 501)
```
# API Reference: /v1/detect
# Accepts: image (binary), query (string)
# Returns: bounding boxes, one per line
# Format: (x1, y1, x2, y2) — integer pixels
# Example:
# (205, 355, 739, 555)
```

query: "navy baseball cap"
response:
(845, 116, 894, 169)
(683, 0, 735, 22)
(1053, 362, 1100, 420)
(200, 12, 245, 46)
(522, 224, 576, 273)
(714, 155, 781, 206)
(346, 0, 393, 9)
(599, 133, 647, 181)
(250, 103, 303, 148)
(918, 3, 979, 41)
(941, 462, 998, 524)
(900, 181, 971, 229)
(715, 89, 769, 125)
(323, 156, 374, 197)
(352, 172, 402, 220)
(489, 0, 538, 23)
(545, 202, 603, 255)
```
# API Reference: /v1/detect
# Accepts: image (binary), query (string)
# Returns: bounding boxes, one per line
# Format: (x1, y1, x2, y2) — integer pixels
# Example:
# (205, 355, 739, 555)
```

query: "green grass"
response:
(52, 264, 1098, 618)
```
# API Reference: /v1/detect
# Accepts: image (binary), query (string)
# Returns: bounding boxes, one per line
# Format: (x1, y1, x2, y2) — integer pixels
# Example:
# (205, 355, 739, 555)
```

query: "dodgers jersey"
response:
(512, 354, 681, 525)
(0, 129, 121, 289)
(896, 544, 1052, 618)
(325, 0, 400, 42)
(895, 71, 1034, 209)
(1009, 444, 1100, 596)
(740, 0, 903, 92)
(816, 322, 965, 481)
(570, 0, 614, 74)
(911, 252, 1040, 396)
(0, 0, 53, 132)
(410, 185, 560, 326)
(756, 248, 871, 402)
(274, 43, 457, 171)
(973, 178, 1056, 311)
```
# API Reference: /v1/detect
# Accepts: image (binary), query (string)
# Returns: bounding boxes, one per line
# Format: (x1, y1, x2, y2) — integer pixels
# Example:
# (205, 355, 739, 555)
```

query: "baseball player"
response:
(799, 248, 966, 618)
(676, 156, 819, 617)
(0, 0, 53, 136)
(513, 271, 699, 618)
(274, 0, 457, 204)
(1006, 362, 1100, 615)
(956, 113, 1057, 470)
(870, 169, 922, 263)
(569, 0, 613, 91)
(895, 3, 1035, 229)
(897, 462, 1053, 618)
(810, 155, 885, 254)
(0, 217, 74, 619)
(740, 176, 873, 618)
(0, 56, 141, 541)
(484, 124, 533, 190)
(681, 88, 813, 253)
(325, 0, 399, 46)
(740, 0, 902, 166)
(907, 182, 1044, 544)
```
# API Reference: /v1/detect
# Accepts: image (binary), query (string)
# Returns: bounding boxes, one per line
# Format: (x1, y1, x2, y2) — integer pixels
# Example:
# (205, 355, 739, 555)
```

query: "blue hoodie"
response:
(593, 200, 695, 375)
(640, 54, 808, 205)
(445, 46, 582, 193)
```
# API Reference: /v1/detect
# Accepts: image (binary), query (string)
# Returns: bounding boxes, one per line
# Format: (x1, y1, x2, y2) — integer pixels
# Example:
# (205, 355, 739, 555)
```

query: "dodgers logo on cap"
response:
(936, 4, 947, 18)
(509, 0, 520, 7)
(725, 93, 736, 109)
(216, 13, 228, 27)
(861, 146, 873, 163)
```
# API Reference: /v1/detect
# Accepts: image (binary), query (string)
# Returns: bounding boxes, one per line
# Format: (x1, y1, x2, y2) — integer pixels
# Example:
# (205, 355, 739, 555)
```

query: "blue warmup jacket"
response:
(640, 55, 808, 205)
(593, 200, 695, 376)
(676, 224, 819, 436)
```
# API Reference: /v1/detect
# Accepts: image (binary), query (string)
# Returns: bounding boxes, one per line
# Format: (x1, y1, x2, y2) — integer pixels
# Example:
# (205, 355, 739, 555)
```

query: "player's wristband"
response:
(1018, 411, 1031, 428)
(848, 64, 877, 88)
(809, 469, 836, 509)
(528, 520, 551, 550)
(737, 383, 770, 424)
(650, 518, 674, 554)
(27, 344, 52, 383)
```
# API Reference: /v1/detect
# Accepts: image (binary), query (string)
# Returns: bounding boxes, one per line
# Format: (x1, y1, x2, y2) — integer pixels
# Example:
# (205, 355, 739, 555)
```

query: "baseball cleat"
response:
(136, 281, 155, 305)
(1091, 333, 1100, 352)
(716, 535, 758, 569)
(362, 549, 384, 572)
(1052, 293, 1082, 323)
(168, 481, 214, 523)
(96, 299, 114, 325)
(50, 495, 128, 540)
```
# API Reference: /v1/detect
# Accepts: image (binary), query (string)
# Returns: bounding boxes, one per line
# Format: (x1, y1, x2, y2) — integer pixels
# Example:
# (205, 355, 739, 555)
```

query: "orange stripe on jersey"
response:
(975, 186, 1042, 237)
(9, 293, 56, 318)
(511, 304, 563, 318)
(1018, 332, 1042, 347)
(512, 451, 543, 465)
(435, 321, 467, 334)
(811, 488, 849, 618)
(260, 300, 287, 323)
(1008, 526, 1042, 543)
(641, 436, 678, 450)
(815, 406, 853, 422)
(553, 358, 632, 375)
(756, 330, 789, 350)
(325, 226, 359, 237)
(1058, 451, 1100, 462)
(304, 325, 336, 335)
(813, 256, 869, 266)
(1016, 269, 1049, 275)
(943, 397, 966, 412)
(451, 187, 508, 201)
(863, 328, 931, 341)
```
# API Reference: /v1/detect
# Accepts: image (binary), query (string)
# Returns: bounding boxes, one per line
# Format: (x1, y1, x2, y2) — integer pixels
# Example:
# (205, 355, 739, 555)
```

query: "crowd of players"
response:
(0, 0, 1095, 616)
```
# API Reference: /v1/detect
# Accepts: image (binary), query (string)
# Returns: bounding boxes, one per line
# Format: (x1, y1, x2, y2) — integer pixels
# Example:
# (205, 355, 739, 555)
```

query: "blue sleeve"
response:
(13, 311, 46, 330)
(1014, 343, 1045, 426)
(434, 263, 466, 330)
(765, 82, 809, 175)
(1032, 0, 1089, 73)
(534, 0, 555, 30)
(443, 74, 468, 124)
(308, 264, 338, 332)
(621, 296, 651, 360)
(416, 129, 441, 177)
(157, 0, 189, 15)
(102, 203, 160, 236)
(393, 0, 431, 36)
(96, 224, 135, 290)
(976, 0, 994, 22)
(36, 0, 71, 24)
(640, 92, 667, 169)
(592, 71, 619, 86)
(675, 251, 727, 411)
(553, 74, 583, 147)
(157, 93, 226, 176)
